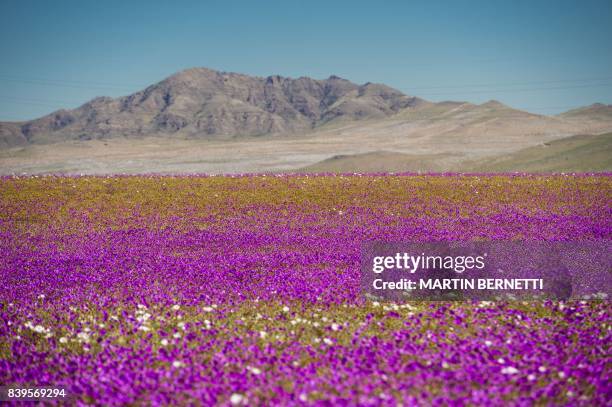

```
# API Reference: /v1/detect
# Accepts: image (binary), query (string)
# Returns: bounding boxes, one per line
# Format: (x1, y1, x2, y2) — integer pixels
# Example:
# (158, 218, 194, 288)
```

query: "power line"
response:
(408, 77, 612, 90)
(0, 76, 144, 91)
(419, 83, 612, 96)
(1, 73, 612, 93)
(0, 74, 609, 119)
(0, 74, 145, 88)
(1, 96, 84, 105)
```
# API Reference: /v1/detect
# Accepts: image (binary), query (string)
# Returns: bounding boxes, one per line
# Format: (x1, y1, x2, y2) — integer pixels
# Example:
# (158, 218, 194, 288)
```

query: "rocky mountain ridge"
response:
(0, 68, 425, 148)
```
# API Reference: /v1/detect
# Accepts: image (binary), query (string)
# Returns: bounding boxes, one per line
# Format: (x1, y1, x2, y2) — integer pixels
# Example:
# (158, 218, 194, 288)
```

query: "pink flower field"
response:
(0, 174, 610, 405)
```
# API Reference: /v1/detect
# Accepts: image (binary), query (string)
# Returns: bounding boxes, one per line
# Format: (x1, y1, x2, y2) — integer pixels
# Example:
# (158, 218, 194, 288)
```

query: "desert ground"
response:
(2, 102, 611, 175)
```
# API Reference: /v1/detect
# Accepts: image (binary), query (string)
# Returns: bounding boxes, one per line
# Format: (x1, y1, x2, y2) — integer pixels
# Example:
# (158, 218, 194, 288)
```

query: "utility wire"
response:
(1, 73, 612, 92)
(408, 77, 612, 90)
(418, 83, 612, 96)
(0, 75, 609, 119)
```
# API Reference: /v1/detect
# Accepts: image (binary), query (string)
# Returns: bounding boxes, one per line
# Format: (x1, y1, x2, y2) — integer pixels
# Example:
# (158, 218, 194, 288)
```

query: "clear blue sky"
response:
(1, 0, 611, 121)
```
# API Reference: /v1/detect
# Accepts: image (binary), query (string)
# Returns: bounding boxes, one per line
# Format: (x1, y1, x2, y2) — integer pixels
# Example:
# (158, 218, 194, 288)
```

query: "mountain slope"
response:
(0, 68, 424, 148)
(297, 133, 612, 173)
(466, 132, 612, 172)
(559, 103, 612, 121)
(299, 151, 454, 173)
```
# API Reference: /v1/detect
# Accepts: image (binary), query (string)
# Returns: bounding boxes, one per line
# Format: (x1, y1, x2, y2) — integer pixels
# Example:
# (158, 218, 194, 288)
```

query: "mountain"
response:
(0, 68, 425, 148)
(298, 133, 612, 174)
(466, 132, 612, 173)
(299, 151, 454, 173)
(559, 103, 612, 121)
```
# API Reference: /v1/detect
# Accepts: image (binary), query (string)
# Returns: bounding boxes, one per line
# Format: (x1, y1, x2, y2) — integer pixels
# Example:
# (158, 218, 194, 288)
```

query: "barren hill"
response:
(299, 133, 612, 174)
(467, 132, 612, 173)
(559, 103, 612, 121)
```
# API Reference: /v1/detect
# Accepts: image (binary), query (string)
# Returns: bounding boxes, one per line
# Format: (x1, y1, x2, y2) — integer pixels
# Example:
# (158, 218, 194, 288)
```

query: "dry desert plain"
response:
(1, 102, 611, 174)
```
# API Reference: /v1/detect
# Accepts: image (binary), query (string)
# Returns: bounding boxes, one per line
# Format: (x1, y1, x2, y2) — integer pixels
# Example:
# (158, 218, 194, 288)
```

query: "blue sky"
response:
(1, 0, 611, 121)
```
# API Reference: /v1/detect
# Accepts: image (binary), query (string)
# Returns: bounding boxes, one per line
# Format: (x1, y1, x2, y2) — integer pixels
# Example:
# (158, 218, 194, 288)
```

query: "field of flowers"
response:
(0, 174, 610, 405)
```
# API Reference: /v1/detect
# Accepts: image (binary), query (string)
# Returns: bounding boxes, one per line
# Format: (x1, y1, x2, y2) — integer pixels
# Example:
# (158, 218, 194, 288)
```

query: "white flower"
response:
(38, 294, 45, 299)
(484, 340, 492, 347)
(497, 358, 505, 364)
(172, 304, 180, 311)
(59, 337, 68, 344)
(138, 325, 150, 332)
(230, 393, 246, 406)
(137, 304, 147, 310)
(136, 313, 151, 323)
(323, 338, 333, 345)
(177, 322, 186, 330)
(172, 360, 185, 368)
(442, 361, 450, 369)
(299, 393, 308, 402)
(77, 332, 90, 343)
(33, 325, 46, 333)
(160, 338, 169, 346)
(282, 306, 290, 313)
(259, 331, 267, 338)
(527, 374, 536, 381)
(173, 332, 182, 339)
(501, 366, 519, 375)
(372, 301, 380, 307)
(331, 323, 340, 331)
(246, 366, 262, 375)
(203, 306, 214, 312)
(558, 372, 566, 379)
(538, 366, 547, 373)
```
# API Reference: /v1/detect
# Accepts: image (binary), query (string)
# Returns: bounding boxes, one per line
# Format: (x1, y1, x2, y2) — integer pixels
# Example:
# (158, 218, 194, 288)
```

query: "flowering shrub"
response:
(0, 174, 610, 405)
